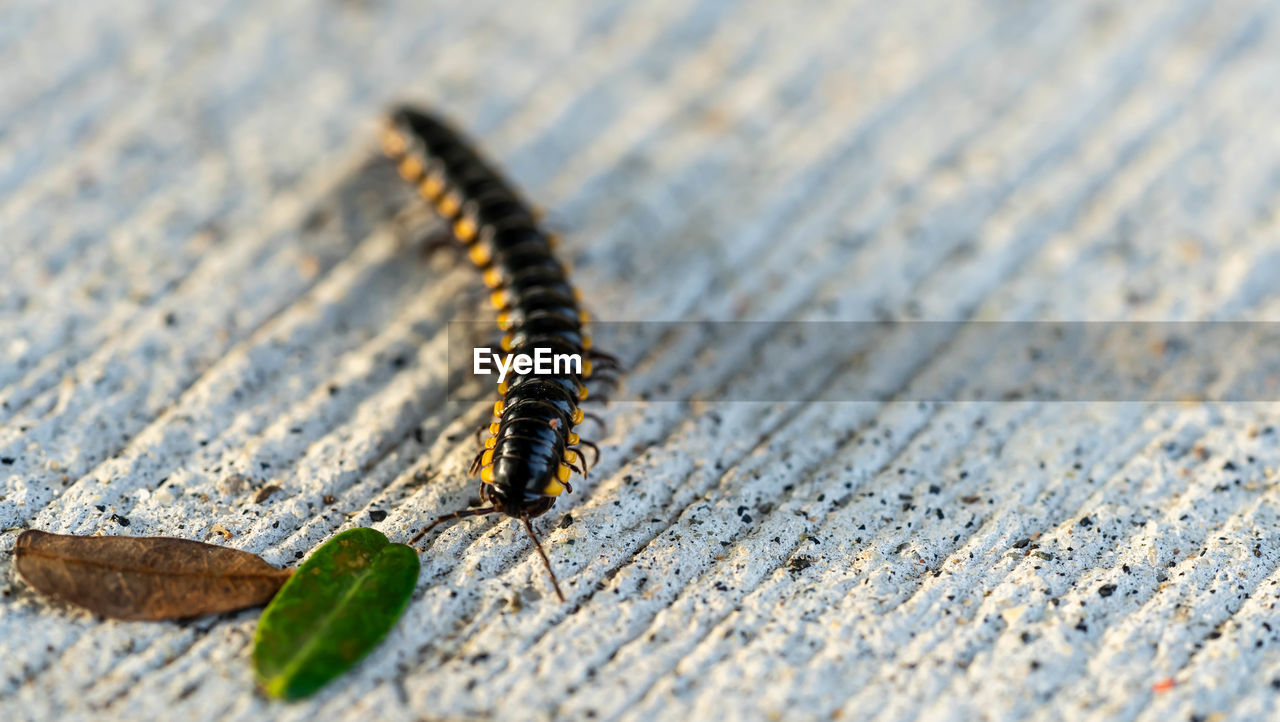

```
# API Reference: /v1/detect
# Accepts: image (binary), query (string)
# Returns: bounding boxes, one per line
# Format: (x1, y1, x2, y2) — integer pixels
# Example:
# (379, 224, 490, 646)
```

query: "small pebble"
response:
(253, 485, 282, 503)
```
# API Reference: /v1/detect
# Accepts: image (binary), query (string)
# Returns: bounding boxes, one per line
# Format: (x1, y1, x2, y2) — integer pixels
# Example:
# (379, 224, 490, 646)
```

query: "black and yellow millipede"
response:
(382, 106, 617, 602)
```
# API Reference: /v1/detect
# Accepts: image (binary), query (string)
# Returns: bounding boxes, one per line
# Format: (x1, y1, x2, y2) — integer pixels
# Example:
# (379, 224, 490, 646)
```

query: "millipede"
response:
(381, 105, 618, 602)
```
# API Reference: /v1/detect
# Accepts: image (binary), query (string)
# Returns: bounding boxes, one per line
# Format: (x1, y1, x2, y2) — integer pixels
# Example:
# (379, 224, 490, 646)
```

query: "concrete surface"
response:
(3, 1, 1280, 720)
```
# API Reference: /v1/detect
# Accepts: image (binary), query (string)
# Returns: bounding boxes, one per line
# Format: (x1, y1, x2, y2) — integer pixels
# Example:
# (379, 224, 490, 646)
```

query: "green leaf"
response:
(253, 528, 419, 700)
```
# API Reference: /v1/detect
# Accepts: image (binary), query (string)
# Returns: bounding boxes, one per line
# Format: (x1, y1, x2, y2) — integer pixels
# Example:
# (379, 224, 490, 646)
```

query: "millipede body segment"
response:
(383, 105, 600, 601)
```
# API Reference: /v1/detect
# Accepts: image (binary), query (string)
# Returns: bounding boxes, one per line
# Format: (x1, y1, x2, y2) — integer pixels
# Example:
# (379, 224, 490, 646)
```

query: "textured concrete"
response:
(3, 1, 1280, 720)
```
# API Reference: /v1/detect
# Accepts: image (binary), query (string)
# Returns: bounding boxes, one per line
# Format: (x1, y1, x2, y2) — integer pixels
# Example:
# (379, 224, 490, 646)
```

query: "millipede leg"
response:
(589, 361, 623, 377)
(587, 373, 621, 392)
(588, 349, 624, 370)
(577, 439, 601, 468)
(581, 412, 608, 435)
(409, 505, 499, 547)
(418, 225, 460, 261)
(469, 448, 486, 475)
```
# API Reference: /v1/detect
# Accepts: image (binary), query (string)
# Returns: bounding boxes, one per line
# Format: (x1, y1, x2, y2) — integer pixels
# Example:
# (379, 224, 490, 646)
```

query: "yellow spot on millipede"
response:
(419, 176, 444, 200)
(454, 218, 477, 242)
(468, 243, 491, 267)
(381, 129, 406, 157)
(437, 192, 461, 217)
(398, 157, 424, 181)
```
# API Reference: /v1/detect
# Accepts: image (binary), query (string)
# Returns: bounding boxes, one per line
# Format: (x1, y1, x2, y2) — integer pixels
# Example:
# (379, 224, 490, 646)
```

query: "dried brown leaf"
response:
(14, 530, 292, 621)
